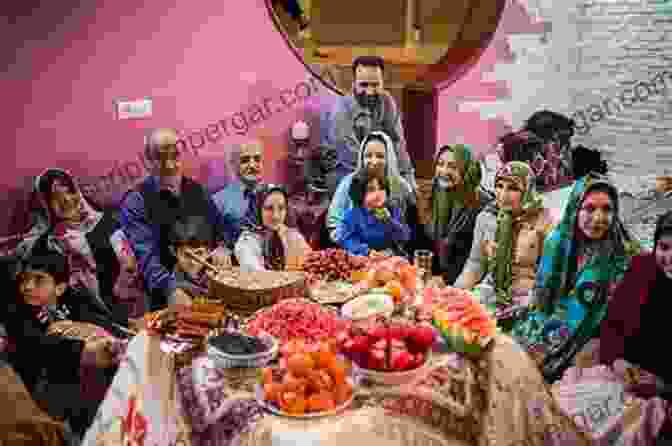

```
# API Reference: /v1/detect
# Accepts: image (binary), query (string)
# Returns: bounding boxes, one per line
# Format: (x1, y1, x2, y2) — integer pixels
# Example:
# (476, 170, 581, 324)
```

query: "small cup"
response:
(414, 249, 433, 283)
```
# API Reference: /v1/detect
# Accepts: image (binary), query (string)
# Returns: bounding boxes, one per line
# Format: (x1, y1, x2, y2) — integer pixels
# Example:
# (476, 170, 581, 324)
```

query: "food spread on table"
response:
(210, 332, 268, 356)
(308, 280, 359, 304)
(244, 299, 352, 351)
(336, 320, 435, 372)
(340, 292, 394, 320)
(258, 340, 354, 416)
(432, 288, 497, 352)
(303, 248, 368, 284)
(144, 304, 225, 339)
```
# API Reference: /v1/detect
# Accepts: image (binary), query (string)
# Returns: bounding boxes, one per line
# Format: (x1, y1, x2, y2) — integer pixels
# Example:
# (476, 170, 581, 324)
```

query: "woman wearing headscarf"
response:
(235, 184, 312, 272)
(327, 131, 415, 249)
(600, 210, 672, 396)
(511, 173, 640, 382)
(454, 161, 557, 326)
(11, 169, 127, 322)
(412, 144, 493, 284)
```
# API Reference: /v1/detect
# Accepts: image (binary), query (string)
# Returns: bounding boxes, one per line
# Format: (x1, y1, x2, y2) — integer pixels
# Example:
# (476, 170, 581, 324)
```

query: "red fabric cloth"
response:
(599, 253, 658, 366)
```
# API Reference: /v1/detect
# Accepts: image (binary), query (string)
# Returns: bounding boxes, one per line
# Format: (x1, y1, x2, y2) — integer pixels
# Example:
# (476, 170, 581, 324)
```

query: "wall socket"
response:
(115, 98, 153, 120)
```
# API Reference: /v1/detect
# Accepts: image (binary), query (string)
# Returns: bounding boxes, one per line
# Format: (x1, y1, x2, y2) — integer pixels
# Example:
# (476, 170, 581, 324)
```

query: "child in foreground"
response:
(2, 237, 127, 436)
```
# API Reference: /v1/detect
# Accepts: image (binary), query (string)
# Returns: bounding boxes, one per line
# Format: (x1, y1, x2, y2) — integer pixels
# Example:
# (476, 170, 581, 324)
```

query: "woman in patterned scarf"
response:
(511, 173, 640, 382)
(412, 144, 493, 284)
(235, 184, 311, 272)
(455, 161, 557, 327)
(10, 169, 128, 322)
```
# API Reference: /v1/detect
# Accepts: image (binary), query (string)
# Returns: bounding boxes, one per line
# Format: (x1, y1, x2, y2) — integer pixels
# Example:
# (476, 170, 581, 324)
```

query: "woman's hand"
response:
(482, 240, 498, 258)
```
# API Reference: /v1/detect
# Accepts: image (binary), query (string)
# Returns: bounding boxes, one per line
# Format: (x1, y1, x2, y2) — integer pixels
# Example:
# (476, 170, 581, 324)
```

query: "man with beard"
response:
(322, 56, 416, 190)
(213, 140, 265, 232)
(412, 145, 492, 285)
(120, 128, 237, 310)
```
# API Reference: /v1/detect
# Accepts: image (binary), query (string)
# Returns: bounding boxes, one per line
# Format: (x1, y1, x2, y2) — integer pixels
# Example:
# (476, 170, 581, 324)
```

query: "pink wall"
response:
(1, 0, 340, 234)
(1, 0, 536, 235)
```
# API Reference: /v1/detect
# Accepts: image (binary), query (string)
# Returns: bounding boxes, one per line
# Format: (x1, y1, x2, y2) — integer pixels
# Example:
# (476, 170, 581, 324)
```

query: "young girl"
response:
(340, 169, 411, 257)
(235, 184, 311, 271)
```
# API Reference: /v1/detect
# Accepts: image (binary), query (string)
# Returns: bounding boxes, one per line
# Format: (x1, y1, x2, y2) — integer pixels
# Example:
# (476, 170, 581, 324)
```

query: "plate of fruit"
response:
(256, 341, 357, 418)
(336, 320, 435, 385)
(432, 288, 497, 357)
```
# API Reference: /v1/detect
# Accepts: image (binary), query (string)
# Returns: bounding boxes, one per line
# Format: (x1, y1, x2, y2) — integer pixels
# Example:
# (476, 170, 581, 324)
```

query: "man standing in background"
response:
(322, 56, 416, 190)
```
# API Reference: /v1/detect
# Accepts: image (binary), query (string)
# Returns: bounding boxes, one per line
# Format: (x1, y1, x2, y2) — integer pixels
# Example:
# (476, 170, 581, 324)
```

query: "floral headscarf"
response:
(16, 169, 105, 302)
(251, 184, 290, 271)
(431, 144, 482, 239)
(535, 173, 640, 313)
(486, 161, 544, 303)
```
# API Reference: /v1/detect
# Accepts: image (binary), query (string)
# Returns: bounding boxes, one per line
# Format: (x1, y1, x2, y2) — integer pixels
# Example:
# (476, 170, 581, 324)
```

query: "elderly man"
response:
(120, 128, 237, 310)
(212, 140, 264, 232)
(322, 55, 416, 190)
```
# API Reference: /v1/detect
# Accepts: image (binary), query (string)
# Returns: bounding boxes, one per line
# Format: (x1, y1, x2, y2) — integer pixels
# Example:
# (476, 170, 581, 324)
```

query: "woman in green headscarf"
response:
(455, 161, 557, 326)
(413, 144, 493, 284)
(510, 173, 640, 382)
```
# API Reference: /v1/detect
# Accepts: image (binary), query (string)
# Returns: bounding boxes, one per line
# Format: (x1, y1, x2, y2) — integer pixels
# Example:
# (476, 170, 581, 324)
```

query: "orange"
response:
(333, 382, 353, 404)
(287, 354, 315, 377)
(283, 372, 308, 393)
(261, 368, 273, 386)
(398, 265, 417, 290)
(313, 350, 336, 370)
(384, 280, 403, 302)
(306, 394, 334, 412)
(328, 362, 347, 386)
(264, 383, 283, 403)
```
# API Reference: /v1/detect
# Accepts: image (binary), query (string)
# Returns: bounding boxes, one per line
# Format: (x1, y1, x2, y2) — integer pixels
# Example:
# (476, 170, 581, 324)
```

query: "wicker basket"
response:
(208, 268, 307, 317)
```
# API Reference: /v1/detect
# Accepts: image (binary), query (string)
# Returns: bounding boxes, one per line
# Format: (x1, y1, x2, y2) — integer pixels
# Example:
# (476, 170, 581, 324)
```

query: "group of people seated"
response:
(1, 54, 671, 443)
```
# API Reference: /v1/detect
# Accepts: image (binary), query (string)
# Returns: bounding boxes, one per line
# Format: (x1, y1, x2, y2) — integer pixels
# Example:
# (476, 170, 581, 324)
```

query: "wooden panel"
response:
(403, 84, 437, 178)
(312, 0, 407, 46)
(417, 0, 470, 45)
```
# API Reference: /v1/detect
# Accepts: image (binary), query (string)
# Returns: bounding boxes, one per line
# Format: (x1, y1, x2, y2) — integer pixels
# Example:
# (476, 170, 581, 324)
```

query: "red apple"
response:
(351, 335, 371, 353)
(335, 331, 350, 347)
(391, 350, 413, 371)
(410, 326, 436, 350)
(387, 324, 405, 340)
(368, 326, 388, 340)
(413, 352, 425, 368)
(342, 339, 356, 354)
(376, 338, 406, 349)
(368, 349, 386, 370)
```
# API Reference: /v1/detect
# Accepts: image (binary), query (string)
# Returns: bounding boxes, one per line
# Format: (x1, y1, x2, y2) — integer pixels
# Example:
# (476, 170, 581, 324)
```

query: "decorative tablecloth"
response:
(83, 331, 596, 446)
